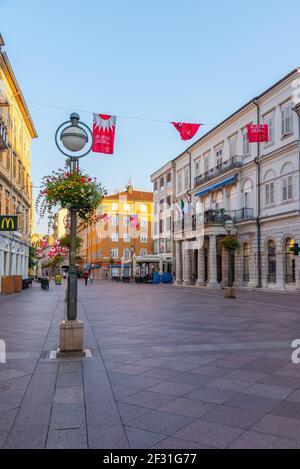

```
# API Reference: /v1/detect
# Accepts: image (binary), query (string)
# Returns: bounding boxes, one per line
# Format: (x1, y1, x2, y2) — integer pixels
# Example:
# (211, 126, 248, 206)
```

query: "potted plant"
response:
(220, 236, 240, 299)
(36, 167, 105, 230)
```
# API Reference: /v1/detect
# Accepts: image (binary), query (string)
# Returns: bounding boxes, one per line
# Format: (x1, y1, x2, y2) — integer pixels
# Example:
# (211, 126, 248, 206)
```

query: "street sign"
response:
(0, 215, 18, 231)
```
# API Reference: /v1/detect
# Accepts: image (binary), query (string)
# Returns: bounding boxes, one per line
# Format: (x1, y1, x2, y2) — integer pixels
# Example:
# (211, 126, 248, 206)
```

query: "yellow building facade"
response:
(0, 35, 37, 292)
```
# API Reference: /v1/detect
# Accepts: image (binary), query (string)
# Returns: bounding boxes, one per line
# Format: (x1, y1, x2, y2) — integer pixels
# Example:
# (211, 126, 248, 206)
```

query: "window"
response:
(283, 175, 293, 201)
(0, 184, 2, 213)
(243, 243, 250, 282)
(285, 239, 296, 283)
(264, 112, 274, 145)
(194, 159, 200, 175)
(159, 199, 164, 212)
(12, 196, 16, 214)
(154, 221, 158, 236)
(229, 135, 237, 158)
(18, 161, 21, 183)
(140, 234, 147, 243)
(154, 239, 159, 254)
(112, 203, 118, 211)
(281, 101, 293, 136)
(177, 170, 183, 193)
(184, 166, 189, 189)
(5, 190, 9, 214)
(159, 238, 165, 253)
(111, 215, 118, 226)
(124, 203, 130, 211)
(166, 238, 172, 253)
(166, 172, 171, 184)
(13, 155, 17, 179)
(204, 153, 209, 173)
(140, 249, 147, 256)
(140, 217, 147, 228)
(242, 128, 250, 156)
(265, 182, 275, 206)
(160, 177, 164, 189)
(111, 249, 118, 259)
(153, 180, 158, 192)
(111, 233, 118, 242)
(166, 195, 171, 208)
(267, 241, 276, 283)
(140, 204, 147, 213)
(215, 146, 223, 166)
(123, 233, 130, 242)
(166, 216, 171, 231)
(123, 216, 130, 226)
(159, 219, 164, 234)
(243, 180, 252, 209)
(123, 248, 130, 259)
(214, 191, 223, 210)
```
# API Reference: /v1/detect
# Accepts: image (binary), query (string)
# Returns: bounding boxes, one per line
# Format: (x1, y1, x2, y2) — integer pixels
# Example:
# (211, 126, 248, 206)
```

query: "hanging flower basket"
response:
(36, 167, 104, 229)
(220, 236, 241, 252)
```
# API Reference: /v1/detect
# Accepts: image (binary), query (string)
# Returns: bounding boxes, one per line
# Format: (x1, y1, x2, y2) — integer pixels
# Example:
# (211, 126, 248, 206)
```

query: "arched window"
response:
(203, 196, 210, 211)
(285, 238, 296, 284)
(243, 243, 250, 282)
(268, 241, 276, 283)
(263, 169, 276, 206)
(214, 191, 223, 210)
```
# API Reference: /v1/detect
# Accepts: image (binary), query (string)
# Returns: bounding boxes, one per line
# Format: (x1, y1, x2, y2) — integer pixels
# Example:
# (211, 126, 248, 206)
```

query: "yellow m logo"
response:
(0, 216, 17, 231)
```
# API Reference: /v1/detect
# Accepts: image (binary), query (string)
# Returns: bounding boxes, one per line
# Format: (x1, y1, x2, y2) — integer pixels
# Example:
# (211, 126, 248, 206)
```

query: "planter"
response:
(224, 287, 236, 299)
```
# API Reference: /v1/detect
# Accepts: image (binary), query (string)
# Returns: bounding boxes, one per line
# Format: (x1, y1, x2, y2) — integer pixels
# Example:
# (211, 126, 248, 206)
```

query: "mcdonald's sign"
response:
(0, 215, 18, 231)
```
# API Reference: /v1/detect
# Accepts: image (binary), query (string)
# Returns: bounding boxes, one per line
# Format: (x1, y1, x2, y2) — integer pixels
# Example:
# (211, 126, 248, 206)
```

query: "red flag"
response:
(130, 215, 138, 228)
(246, 124, 269, 143)
(172, 122, 201, 140)
(92, 114, 116, 154)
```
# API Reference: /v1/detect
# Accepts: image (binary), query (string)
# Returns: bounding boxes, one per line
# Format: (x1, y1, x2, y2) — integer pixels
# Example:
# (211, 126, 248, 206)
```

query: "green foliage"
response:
(36, 166, 105, 230)
(29, 245, 39, 269)
(220, 236, 241, 252)
(60, 235, 83, 251)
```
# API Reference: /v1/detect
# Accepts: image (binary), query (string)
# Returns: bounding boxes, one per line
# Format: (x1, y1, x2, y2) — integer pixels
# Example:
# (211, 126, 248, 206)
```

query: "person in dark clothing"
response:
(83, 271, 89, 286)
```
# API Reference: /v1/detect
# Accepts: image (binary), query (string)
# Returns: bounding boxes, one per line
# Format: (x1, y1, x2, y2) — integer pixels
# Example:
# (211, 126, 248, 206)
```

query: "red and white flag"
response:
(172, 122, 201, 140)
(130, 215, 138, 228)
(246, 124, 269, 143)
(92, 114, 117, 154)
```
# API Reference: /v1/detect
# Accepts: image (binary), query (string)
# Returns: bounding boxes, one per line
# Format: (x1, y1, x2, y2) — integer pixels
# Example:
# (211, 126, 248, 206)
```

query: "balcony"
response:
(194, 155, 243, 188)
(200, 208, 254, 225)
(0, 115, 9, 150)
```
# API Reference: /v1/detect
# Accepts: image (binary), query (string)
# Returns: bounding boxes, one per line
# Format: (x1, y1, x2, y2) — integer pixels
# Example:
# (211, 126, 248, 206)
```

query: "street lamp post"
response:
(55, 113, 93, 355)
(223, 219, 236, 299)
(293, 103, 300, 290)
(130, 245, 135, 282)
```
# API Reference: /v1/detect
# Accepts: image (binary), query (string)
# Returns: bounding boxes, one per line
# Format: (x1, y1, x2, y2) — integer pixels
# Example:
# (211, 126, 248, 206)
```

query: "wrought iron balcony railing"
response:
(194, 155, 244, 188)
(199, 208, 254, 225)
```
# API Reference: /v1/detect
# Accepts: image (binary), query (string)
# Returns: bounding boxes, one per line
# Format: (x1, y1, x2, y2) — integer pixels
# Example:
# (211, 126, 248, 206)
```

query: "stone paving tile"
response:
(56, 372, 83, 387)
(120, 390, 177, 409)
(185, 386, 235, 404)
(147, 381, 195, 397)
(140, 368, 181, 381)
(112, 384, 141, 400)
(22, 373, 57, 406)
(0, 369, 29, 381)
(49, 403, 86, 430)
(207, 377, 252, 393)
(171, 372, 215, 387)
(125, 426, 166, 449)
(271, 400, 300, 420)
(46, 428, 87, 449)
(85, 400, 122, 427)
(244, 383, 294, 400)
(0, 374, 31, 390)
(53, 386, 84, 404)
(226, 370, 267, 383)
(34, 362, 59, 374)
(192, 365, 229, 378)
(0, 401, 17, 413)
(58, 361, 82, 373)
(0, 389, 26, 407)
(225, 393, 280, 413)
(87, 425, 129, 449)
(152, 437, 213, 449)
(253, 414, 300, 440)
(110, 364, 152, 375)
(287, 389, 300, 402)
(201, 404, 264, 429)
(128, 409, 193, 435)
(117, 403, 151, 424)
(84, 383, 115, 403)
(115, 375, 163, 391)
(0, 408, 18, 432)
(159, 397, 216, 418)
(228, 430, 300, 449)
(174, 419, 243, 449)
(0, 430, 7, 448)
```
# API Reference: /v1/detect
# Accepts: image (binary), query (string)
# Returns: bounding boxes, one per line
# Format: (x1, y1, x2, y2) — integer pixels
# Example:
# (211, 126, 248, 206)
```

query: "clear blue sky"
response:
(1, 0, 300, 231)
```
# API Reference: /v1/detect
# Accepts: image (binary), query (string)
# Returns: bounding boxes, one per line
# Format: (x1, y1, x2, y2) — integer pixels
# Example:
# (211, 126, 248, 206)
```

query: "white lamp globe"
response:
(60, 125, 88, 152)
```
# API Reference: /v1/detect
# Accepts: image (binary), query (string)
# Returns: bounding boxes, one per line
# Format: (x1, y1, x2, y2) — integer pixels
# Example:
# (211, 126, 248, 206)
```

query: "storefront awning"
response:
(195, 174, 237, 198)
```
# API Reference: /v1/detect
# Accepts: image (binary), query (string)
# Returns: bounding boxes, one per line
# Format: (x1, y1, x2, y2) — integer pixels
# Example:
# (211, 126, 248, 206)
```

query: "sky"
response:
(1, 0, 300, 232)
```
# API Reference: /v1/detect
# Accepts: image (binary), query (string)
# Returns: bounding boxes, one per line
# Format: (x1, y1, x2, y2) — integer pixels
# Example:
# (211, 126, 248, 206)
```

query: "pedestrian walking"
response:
(89, 273, 93, 284)
(83, 271, 89, 286)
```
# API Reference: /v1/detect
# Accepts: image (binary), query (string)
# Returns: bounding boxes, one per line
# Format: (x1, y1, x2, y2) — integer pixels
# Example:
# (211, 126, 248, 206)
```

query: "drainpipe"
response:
(253, 99, 262, 288)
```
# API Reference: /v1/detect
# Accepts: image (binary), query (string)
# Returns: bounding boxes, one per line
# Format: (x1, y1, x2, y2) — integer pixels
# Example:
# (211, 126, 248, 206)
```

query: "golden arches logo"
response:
(0, 216, 17, 231)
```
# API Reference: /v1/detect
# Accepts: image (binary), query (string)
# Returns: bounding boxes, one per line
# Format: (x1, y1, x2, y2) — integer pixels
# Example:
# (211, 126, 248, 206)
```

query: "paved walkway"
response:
(0, 281, 300, 448)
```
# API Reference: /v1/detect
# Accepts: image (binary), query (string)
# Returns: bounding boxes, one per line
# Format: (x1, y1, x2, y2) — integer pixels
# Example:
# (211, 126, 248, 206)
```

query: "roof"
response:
(105, 190, 153, 202)
(171, 68, 300, 163)
(0, 51, 37, 138)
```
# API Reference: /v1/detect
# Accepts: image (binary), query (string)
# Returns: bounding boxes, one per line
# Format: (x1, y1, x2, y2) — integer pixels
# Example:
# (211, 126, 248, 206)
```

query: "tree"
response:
(60, 235, 83, 252)
(29, 246, 39, 270)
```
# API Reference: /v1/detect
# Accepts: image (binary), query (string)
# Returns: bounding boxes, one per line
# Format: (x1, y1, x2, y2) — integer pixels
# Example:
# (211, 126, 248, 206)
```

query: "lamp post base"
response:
(224, 287, 236, 299)
(58, 320, 84, 356)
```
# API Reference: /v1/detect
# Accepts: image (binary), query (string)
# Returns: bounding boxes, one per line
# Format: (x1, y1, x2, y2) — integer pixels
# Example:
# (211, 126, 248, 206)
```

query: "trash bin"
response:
(14, 275, 23, 293)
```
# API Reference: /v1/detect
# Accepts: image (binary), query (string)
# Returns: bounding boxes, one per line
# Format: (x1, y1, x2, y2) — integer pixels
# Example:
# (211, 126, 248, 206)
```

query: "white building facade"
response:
(152, 69, 300, 290)
(151, 162, 174, 273)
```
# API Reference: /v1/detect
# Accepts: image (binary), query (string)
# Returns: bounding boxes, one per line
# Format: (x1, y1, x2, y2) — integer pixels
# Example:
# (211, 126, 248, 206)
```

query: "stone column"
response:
(248, 233, 257, 288)
(223, 187, 229, 211)
(196, 245, 206, 285)
(191, 250, 197, 285)
(183, 242, 192, 285)
(276, 250, 285, 290)
(295, 256, 300, 291)
(175, 241, 183, 285)
(234, 247, 243, 286)
(207, 234, 219, 288)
